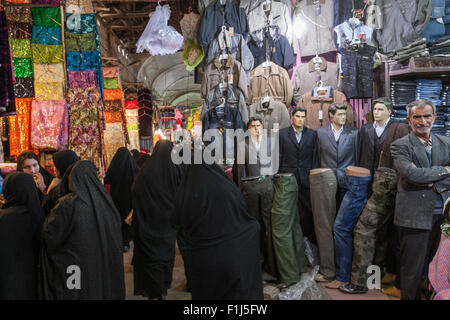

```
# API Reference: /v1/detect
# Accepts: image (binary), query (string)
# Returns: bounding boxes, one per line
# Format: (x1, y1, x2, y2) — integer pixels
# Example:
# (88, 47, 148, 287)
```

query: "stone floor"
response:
(124, 242, 398, 301)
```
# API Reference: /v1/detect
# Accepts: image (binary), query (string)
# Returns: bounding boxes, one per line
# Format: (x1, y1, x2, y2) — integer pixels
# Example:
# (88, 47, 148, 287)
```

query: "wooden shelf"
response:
(389, 57, 450, 77)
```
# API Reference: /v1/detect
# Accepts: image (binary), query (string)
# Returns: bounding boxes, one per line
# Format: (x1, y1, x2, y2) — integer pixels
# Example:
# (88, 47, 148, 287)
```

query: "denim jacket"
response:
(201, 83, 249, 124)
(373, 0, 432, 53)
(207, 28, 254, 79)
(248, 26, 295, 71)
(197, 0, 249, 50)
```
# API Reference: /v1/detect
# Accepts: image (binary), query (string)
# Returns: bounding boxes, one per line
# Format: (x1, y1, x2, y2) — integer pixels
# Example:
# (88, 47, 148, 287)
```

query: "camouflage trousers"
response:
(351, 168, 397, 287)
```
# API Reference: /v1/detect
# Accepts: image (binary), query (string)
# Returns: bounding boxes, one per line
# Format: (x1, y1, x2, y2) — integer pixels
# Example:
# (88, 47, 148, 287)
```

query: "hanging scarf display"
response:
(31, 26, 62, 45)
(103, 122, 126, 167)
(12, 58, 34, 78)
(65, 32, 96, 51)
(30, 100, 68, 150)
(34, 62, 64, 82)
(8, 98, 33, 156)
(104, 78, 119, 90)
(31, 43, 64, 64)
(14, 77, 35, 98)
(34, 81, 64, 101)
(65, 13, 95, 34)
(0, 10, 16, 115)
(67, 70, 97, 88)
(5, 7, 32, 23)
(65, 0, 94, 14)
(31, 7, 61, 27)
(8, 21, 33, 39)
(9, 38, 32, 58)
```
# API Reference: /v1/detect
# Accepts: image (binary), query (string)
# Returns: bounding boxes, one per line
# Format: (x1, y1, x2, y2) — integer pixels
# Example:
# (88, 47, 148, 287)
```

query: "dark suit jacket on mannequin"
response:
(278, 126, 319, 188)
(278, 126, 319, 242)
(316, 124, 359, 188)
(358, 120, 394, 174)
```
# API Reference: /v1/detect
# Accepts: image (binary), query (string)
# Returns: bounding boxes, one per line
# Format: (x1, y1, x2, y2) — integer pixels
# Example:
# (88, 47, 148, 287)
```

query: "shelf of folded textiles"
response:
(389, 57, 450, 77)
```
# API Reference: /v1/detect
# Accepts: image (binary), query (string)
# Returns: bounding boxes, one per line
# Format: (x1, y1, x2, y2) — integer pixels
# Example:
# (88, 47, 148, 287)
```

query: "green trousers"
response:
(271, 175, 308, 285)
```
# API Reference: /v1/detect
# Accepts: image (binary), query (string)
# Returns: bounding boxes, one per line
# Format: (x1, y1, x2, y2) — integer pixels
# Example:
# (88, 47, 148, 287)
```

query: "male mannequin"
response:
(313, 103, 358, 284)
(241, 117, 278, 279)
(278, 107, 319, 243)
(358, 97, 393, 174)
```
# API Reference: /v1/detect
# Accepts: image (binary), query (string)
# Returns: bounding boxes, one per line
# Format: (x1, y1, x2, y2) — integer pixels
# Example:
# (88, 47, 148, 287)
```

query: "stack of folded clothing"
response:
(428, 35, 450, 56)
(391, 80, 417, 122)
(391, 38, 430, 62)
(442, 84, 450, 136)
(416, 79, 445, 135)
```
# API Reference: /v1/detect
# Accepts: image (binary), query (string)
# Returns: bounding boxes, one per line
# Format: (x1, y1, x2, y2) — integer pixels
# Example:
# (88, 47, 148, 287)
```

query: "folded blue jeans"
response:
(333, 174, 372, 282)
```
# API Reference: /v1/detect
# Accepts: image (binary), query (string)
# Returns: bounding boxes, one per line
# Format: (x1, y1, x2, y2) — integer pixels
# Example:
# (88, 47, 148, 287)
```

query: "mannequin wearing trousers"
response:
(312, 103, 359, 286)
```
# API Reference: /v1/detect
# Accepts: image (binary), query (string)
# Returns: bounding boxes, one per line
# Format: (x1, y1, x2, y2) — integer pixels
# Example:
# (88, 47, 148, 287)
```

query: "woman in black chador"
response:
(131, 140, 185, 300)
(39, 161, 125, 300)
(17, 151, 54, 202)
(104, 147, 139, 252)
(42, 150, 79, 216)
(0, 172, 44, 299)
(171, 163, 264, 300)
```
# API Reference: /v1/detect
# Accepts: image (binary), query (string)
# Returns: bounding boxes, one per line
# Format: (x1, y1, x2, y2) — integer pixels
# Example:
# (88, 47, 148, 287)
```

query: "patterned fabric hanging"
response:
(8, 98, 33, 156)
(30, 100, 68, 150)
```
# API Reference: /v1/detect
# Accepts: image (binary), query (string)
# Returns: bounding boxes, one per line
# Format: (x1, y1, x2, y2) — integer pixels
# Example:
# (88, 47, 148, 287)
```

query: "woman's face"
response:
(22, 158, 40, 175)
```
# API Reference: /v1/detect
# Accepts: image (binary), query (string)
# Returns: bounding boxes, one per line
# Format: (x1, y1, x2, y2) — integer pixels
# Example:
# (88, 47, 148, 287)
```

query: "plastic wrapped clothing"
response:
(39, 161, 125, 299)
(131, 141, 185, 299)
(0, 173, 44, 300)
(171, 162, 264, 300)
(278, 266, 329, 300)
(136, 5, 184, 55)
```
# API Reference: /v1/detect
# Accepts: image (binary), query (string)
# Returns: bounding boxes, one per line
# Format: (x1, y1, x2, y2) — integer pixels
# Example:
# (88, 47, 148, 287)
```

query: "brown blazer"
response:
(296, 88, 354, 130)
(379, 122, 411, 169)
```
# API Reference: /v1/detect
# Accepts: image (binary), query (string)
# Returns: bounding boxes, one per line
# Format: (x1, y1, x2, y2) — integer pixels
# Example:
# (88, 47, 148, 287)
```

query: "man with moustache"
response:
(390, 99, 450, 300)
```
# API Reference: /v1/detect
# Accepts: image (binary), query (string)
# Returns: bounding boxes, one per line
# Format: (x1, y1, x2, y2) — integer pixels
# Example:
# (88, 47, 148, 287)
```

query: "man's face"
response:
(330, 109, 347, 126)
(22, 158, 40, 175)
(292, 111, 306, 128)
(407, 105, 436, 138)
(248, 120, 262, 137)
(373, 103, 391, 122)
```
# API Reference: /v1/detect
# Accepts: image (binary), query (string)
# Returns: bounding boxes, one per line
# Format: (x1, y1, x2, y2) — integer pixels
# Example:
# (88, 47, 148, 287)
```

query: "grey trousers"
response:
(310, 169, 338, 279)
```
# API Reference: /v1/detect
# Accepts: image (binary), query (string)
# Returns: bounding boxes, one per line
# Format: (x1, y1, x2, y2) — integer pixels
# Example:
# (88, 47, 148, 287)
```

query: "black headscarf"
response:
(0, 172, 44, 299)
(136, 153, 151, 168)
(131, 140, 185, 299)
(104, 147, 139, 219)
(171, 163, 263, 300)
(17, 151, 54, 189)
(52, 150, 80, 178)
(39, 161, 125, 300)
(42, 151, 80, 216)
(130, 149, 140, 160)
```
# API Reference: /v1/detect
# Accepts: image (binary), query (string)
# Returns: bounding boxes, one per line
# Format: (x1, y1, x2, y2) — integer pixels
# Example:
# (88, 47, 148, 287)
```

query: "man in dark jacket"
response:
(278, 107, 319, 242)
(390, 99, 450, 300)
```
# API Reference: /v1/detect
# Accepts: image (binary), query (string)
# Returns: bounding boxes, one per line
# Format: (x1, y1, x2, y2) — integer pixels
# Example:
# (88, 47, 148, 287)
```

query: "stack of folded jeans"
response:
(442, 85, 450, 136)
(416, 79, 445, 134)
(428, 35, 450, 56)
(391, 80, 417, 122)
(391, 38, 429, 62)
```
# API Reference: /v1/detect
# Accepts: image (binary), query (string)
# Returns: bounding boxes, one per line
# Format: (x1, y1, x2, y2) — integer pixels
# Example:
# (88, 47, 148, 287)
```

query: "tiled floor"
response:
(124, 242, 398, 301)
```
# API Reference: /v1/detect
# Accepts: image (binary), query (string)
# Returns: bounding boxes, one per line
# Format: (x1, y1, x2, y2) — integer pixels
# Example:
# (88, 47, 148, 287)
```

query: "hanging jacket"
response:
(197, 0, 249, 51)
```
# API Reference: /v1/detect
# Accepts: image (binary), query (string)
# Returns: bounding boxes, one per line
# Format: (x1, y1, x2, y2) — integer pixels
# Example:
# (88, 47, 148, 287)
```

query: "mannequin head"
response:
(406, 99, 436, 140)
(291, 107, 306, 131)
(328, 103, 347, 129)
(248, 117, 263, 140)
(372, 97, 393, 124)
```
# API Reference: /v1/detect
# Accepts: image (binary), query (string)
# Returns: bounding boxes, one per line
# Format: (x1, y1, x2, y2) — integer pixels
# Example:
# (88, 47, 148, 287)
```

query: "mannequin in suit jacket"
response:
(390, 100, 450, 300)
(278, 107, 319, 242)
(316, 104, 359, 191)
(358, 98, 395, 174)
